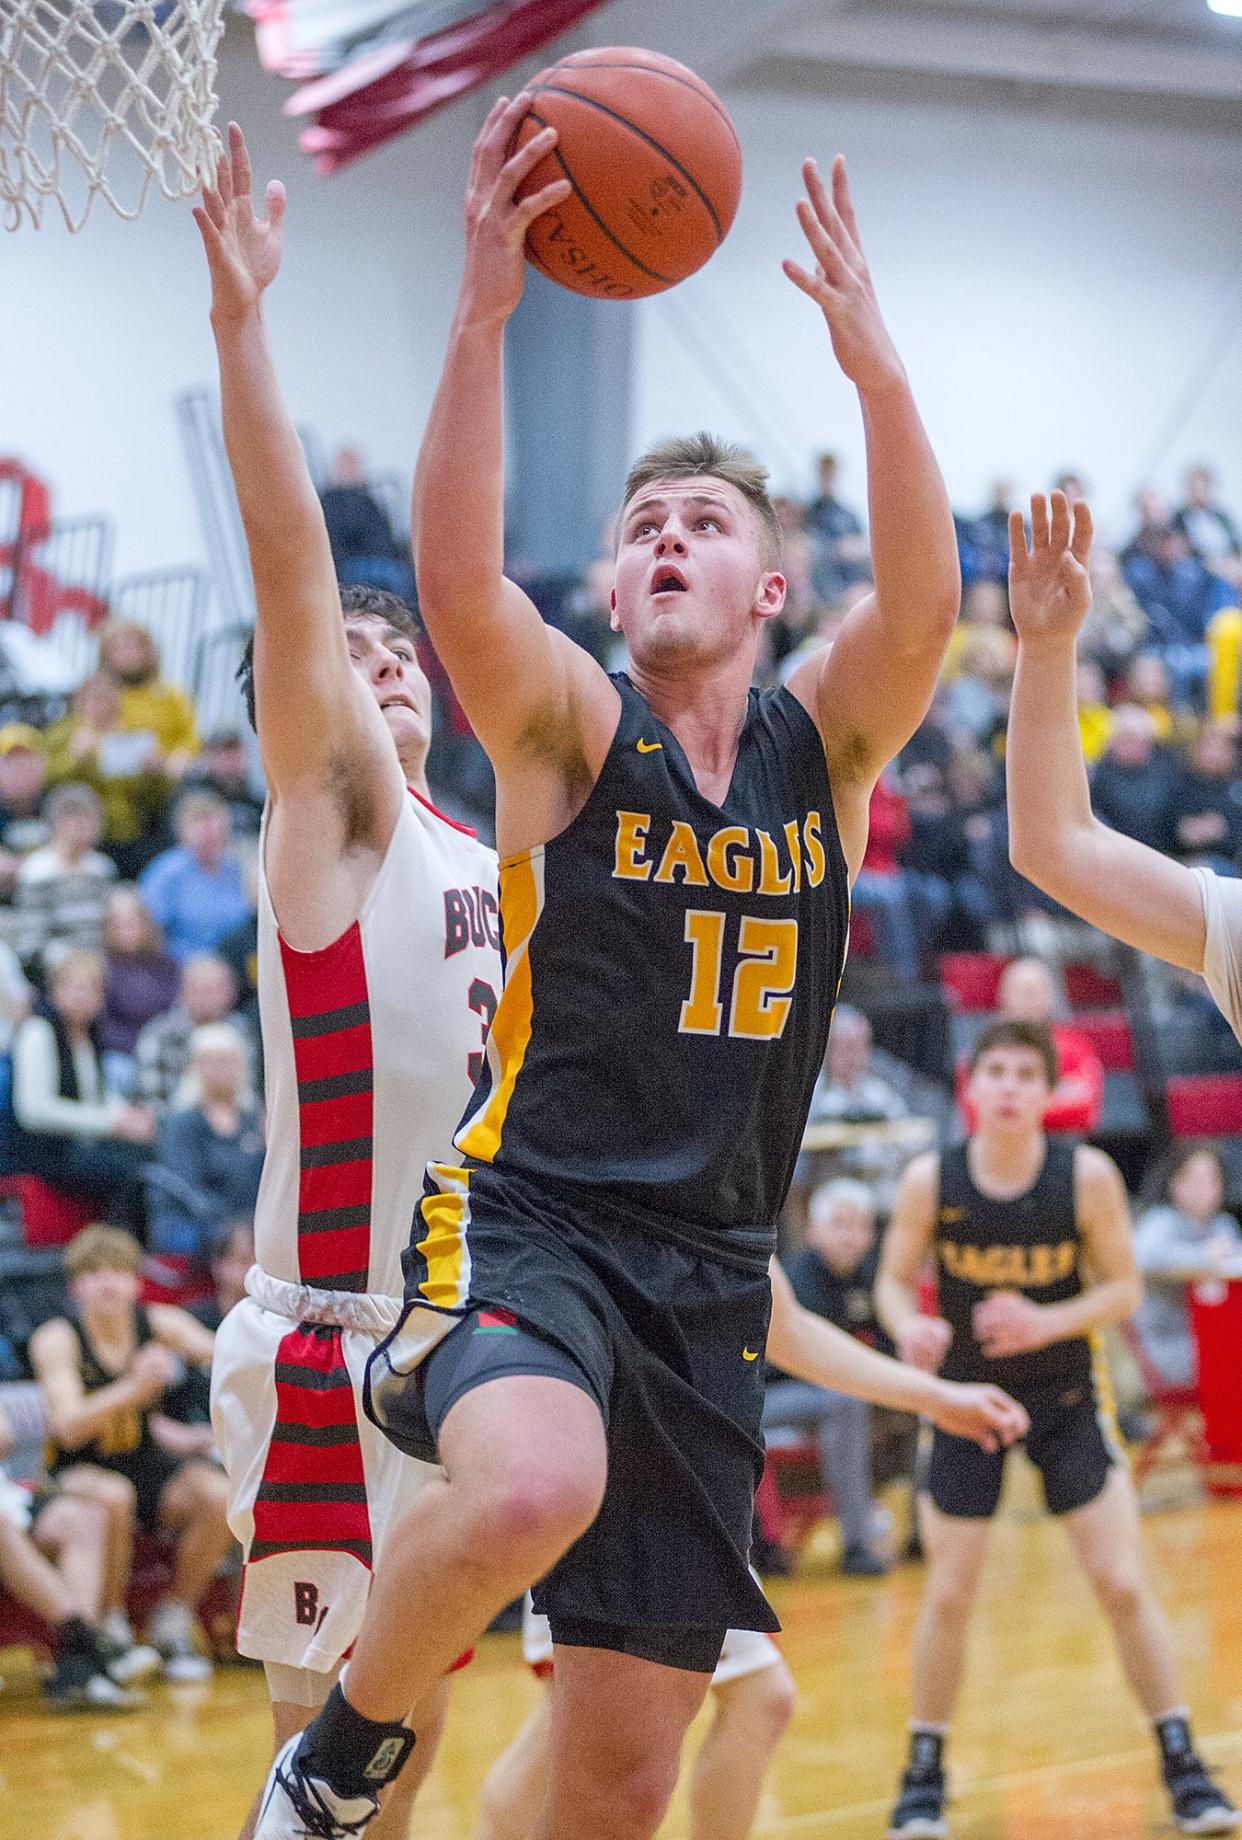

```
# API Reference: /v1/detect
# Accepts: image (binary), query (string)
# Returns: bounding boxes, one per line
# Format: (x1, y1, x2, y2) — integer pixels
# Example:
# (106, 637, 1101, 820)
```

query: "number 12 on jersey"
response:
(680, 910, 798, 1040)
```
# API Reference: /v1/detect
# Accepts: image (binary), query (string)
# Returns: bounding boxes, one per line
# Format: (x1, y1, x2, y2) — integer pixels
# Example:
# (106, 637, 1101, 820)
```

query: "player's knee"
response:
(753, 1658, 798, 1742)
(195, 1465, 231, 1519)
(1089, 1563, 1145, 1621)
(476, 1459, 604, 1564)
(926, 1568, 978, 1623)
(87, 1471, 138, 1521)
(55, 1494, 101, 1541)
(593, 1749, 681, 1838)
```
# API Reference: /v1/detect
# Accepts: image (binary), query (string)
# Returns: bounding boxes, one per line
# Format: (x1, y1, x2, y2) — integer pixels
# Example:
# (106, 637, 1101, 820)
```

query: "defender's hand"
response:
(928, 1380, 1029, 1452)
(783, 156, 904, 395)
(898, 1316, 953, 1374)
(973, 1290, 1049, 1357)
(1009, 491, 1094, 646)
(194, 122, 286, 322)
(459, 94, 572, 327)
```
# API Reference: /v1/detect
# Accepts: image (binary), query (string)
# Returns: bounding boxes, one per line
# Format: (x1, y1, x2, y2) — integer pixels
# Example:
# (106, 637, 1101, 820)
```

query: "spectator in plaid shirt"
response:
(132, 954, 256, 1112)
(15, 784, 117, 972)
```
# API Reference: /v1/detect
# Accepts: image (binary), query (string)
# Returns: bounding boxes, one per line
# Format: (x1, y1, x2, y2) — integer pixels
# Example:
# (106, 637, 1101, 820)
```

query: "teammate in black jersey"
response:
(254, 92, 964, 1840)
(877, 1020, 1238, 1838)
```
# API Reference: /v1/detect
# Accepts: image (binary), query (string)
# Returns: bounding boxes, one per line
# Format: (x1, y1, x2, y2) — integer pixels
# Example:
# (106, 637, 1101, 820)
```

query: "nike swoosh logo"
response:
(742, 1348, 759, 1361)
(636, 739, 663, 753)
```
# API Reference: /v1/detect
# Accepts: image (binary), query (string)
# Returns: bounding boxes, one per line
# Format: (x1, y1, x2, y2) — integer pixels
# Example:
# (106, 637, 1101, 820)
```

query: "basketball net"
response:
(0, 0, 224, 231)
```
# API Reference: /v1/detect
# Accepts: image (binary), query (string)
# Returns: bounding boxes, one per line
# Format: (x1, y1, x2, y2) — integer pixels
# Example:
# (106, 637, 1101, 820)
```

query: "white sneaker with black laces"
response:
(253, 1735, 381, 1840)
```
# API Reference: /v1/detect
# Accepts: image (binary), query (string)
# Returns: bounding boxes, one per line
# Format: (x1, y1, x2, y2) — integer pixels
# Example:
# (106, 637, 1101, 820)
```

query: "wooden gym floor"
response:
(2, 1478, 1240, 1840)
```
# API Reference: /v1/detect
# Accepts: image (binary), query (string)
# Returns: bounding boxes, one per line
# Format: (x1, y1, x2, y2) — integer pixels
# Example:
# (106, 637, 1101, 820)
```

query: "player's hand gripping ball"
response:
(509, 47, 742, 300)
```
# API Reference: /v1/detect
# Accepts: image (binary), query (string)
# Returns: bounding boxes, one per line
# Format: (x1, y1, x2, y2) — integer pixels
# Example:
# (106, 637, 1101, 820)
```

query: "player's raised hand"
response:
(783, 156, 903, 395)
(193, 122, 286, 321)
(1009, 491, 1094, 645)
(928, 1380, 1030, 1452)
(460, 94, 572, 325)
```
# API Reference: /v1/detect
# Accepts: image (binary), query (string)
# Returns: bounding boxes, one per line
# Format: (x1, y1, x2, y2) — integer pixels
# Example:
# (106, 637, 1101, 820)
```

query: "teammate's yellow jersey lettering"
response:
(938, 1239, 1079, 1288)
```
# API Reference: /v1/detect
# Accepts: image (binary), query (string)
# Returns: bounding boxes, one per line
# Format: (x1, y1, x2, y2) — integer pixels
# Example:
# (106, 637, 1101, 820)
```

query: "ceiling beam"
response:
(767, 6, 1242, 102)
(576, 0, 843, 85)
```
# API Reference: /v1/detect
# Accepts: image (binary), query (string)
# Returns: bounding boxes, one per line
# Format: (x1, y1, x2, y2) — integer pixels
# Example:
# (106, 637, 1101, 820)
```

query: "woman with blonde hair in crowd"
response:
(97, 618, 200, 780)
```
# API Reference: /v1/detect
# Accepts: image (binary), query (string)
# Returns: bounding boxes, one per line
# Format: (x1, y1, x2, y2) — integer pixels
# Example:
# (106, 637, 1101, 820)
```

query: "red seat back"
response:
(17, 1177, 94, 1247)
(940, 953, 1007, 1013)
(1165, 1075, 1242, 1138)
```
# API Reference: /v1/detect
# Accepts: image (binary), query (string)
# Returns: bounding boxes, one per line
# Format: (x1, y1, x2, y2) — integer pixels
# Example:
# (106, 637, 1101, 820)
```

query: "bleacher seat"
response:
(939, 953, 1006, 1013)
(1165, 1074, 1242, 1138)
(139, 1253, 214, 1309)
(1073, 1010, 1135, 1072)
(754, 1436, 828, 1554)
(15, 1177, 94, 1248)
(1063, 963, 1124, 1010)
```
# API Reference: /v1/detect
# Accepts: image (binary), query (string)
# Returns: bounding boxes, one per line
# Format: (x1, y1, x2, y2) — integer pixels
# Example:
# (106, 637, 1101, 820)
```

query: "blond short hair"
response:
(621, 433, 782, 568)
(64, 1223, 143, 1279)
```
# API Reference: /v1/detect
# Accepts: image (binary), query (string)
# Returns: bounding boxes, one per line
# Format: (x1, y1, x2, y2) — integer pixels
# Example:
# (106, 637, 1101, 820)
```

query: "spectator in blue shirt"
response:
(139, 790, 252, 963)
(1123, 524, 1231, 703)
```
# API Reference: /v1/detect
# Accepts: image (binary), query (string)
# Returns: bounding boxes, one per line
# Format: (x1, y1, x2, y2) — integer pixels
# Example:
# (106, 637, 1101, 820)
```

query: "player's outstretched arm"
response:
(875, 1153, 954, 1372)
(768, 1258, 1027, 1452)
(972, 1148, 1141, 1359)
(1007, 491, 1206, 972)
(784, 157, 959, 872)
(412, 96, 615, 784)
(194, 125, 398, 806)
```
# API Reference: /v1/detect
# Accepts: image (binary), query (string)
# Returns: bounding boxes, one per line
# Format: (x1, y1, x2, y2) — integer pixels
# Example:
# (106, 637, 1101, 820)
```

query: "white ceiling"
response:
(728, 0, 1242, 128)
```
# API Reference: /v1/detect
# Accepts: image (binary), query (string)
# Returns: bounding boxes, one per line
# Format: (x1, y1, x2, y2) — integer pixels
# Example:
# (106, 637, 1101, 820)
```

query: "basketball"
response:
(510, 47, 742, 301)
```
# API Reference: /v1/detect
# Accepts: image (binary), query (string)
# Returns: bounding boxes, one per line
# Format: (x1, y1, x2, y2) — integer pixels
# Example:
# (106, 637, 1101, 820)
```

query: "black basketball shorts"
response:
(365, 1163, 778, 1667)
(926, 1380, 1118, 1520)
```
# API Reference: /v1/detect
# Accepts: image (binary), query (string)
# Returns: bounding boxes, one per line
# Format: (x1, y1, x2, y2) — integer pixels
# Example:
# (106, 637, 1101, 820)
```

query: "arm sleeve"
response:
(1193, 867, 1242, 1043)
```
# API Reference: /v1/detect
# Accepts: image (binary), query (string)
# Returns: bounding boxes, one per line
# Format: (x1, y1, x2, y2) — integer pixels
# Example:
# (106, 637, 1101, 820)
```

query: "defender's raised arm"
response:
(784, 157, 959, 872)
(1006, 491, 1207, 972)
(194, 125, 402, 811)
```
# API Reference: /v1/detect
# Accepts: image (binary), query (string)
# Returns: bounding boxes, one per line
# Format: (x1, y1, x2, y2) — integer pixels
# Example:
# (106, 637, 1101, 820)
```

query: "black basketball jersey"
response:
(934, 1139, 1093, 1394)
(47, 1307, 162, 1477)
(453, 673, 850, 1265)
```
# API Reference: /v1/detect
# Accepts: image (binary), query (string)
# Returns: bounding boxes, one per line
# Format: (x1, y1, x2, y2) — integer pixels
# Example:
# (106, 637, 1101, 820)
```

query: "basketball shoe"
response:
(45, 1623, 145, 1712)
(253, 1734, 382, 1839)
(1161, 1724, 1239, 1834)
(145, 1597, 212, 1682)
(887, 1731, 949, 1839)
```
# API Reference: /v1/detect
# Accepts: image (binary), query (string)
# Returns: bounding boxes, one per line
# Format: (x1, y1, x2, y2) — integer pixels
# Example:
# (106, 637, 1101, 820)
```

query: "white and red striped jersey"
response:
(253, 789, 500, 1300)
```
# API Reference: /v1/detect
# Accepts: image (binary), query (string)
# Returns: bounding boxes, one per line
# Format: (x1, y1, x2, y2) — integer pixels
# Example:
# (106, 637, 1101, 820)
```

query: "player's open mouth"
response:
(380, 698, 413, 711)
(651, 567, 688, 595)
